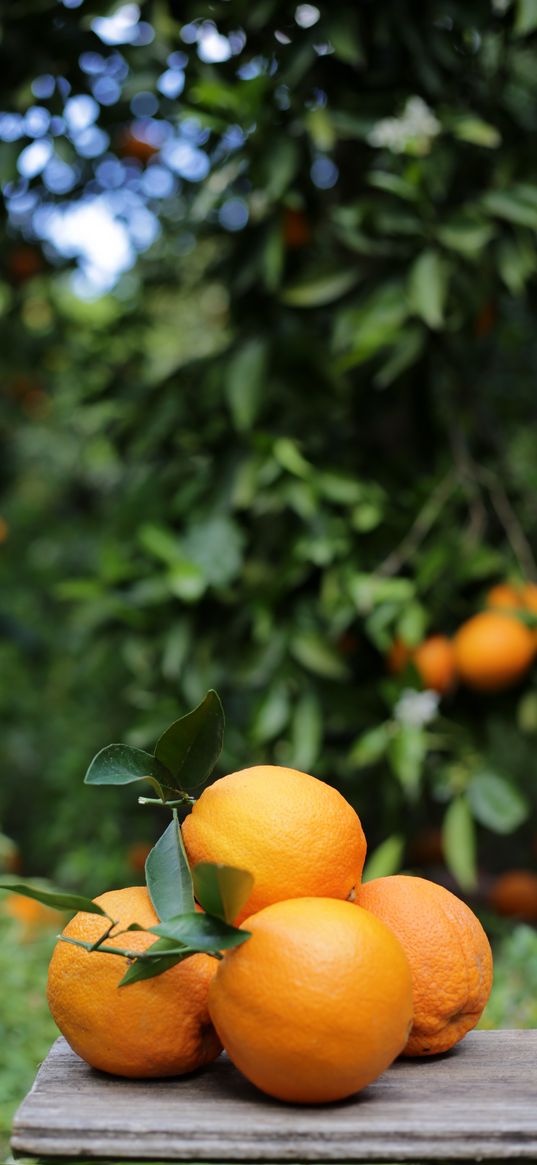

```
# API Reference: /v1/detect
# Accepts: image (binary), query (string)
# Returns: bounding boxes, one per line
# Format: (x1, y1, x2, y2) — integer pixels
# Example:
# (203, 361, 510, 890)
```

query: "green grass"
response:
(1, 911, 537, 1163)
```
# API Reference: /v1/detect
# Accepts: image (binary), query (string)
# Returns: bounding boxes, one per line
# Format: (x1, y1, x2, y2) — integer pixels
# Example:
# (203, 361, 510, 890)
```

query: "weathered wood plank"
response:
(11, 1030, 537, 1161)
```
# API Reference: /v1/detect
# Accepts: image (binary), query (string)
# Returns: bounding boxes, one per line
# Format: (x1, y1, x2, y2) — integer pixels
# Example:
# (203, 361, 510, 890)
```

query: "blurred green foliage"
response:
(1, 3, 537, 894)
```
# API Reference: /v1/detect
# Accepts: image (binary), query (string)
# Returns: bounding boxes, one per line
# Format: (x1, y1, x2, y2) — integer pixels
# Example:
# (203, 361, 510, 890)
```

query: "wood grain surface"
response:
(11, 1030, 537, 1161)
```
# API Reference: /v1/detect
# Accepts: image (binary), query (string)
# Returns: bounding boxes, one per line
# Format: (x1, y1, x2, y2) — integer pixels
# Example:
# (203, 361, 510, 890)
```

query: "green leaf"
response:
(515, 0, 537, 35)
(374, 326, 425, 388)
(0, 882, 110, 918)
(145, 813, 195, 921)
(139, 523, 183, 566)
(436, 219, 495, 258)
(368, 171, 418, 201)
(388, 724, 426, 799)
(290, 690, 323, 771)
(166, 562, 206, 602)
(225, 338, 267, 433)
(442, 797, 477, 891)
(154, 690, 224, 789)
(408, 249, 448, 329)
(290, 630, 349, 680)
(483, 189, 537, 230)
(251, 681, 290, 744)
(451, 117, 501, 148)
(118, 949, 193, 986)
(326, 11, 365, 66)
(281, 269, 358, 307)
(497, 236, 537, 294)
(397, 601, 428, 647)
(151, 911, 250, 952)
(350, 723, 392, 767)
(273, 437, 312, 478)
(117, 936, 199, 987)
(467, 771, 529, 834)
(192, 862, 254, 923)
(363, 835, 404, 881)
(84, 744, 173, 800)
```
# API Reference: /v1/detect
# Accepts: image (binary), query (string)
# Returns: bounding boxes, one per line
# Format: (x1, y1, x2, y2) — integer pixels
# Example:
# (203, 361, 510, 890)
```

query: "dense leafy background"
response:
(1, 0, 537, 1144)
(2, 0, 537, 887)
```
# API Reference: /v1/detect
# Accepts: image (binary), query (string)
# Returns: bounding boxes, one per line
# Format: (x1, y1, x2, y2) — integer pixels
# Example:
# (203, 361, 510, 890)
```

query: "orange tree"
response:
(1, 1, 537, 892)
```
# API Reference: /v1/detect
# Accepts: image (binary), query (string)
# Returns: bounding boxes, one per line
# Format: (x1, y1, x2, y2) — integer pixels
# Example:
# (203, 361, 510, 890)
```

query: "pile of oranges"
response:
(388, 580, 537, 695)
(45, 764, 493, 1105)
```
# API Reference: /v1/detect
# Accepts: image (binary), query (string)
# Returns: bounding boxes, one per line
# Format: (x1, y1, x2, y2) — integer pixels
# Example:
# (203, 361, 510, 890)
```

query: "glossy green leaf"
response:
(483, 189, 537, 230)
(290, 690, 323, 771)
(408, 249, 448, 329)
(281, 269, 358, 307)
(451, 117, 501, 148)
(363, 835, 404, 881)
(467, 771, 529, 834)
(192, 862, 254, 924)
(515, 0, 537, 35)
(290, 631, 349, 680)
(497, 236, 537, 294)
(154, 690, 224, 789)
(368, 171, 418, 201)
(225, 338, 267, 432)
(0, 882, 109, 918)
(118, 949, 194, 986)
(84, 744, 173, 799)
(436, 219, 495, 258)
(442, 797, 478, 891)
(326, 11, 365, 66)
(251, 681, 290, 744)
(388, 724, 426, 799)
(145, 813, 195, 921)
(374, 326, 425, 388)
(350, 723, 392, 767)
(151, 911, 250, 951)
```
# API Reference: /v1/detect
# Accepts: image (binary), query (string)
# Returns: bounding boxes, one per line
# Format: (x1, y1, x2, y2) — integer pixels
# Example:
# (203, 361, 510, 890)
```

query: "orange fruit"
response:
(7, 245, 43, 284)
(182, 765, 367, 924)
(485, 582, 524, 611)
(47, 886, 221, 1077)
(4, 894, 58, 940)
(488, 870, 537, 921)
(454, 611, 535, 691)
(118, 127, 159, 164)
(208, 897, 413, 1103)
(283, 208, 311, 248)
(356, 875, 493, 1056)
(387, 637, 412, 674)
(520, 582, 537, 615)
(414, 635, 457, 695)
(388, 635, 456, 694)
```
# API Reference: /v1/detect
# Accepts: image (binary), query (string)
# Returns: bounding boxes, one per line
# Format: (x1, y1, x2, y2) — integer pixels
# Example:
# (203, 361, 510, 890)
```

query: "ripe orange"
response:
(388, 635, 456, 695)
(485, 582, 523, 611)
(357, 875, 493, 1056)
(387, 637, 412, 674)
(454, 611, 535, 691)
(209, 897, 413, 1103)
(4, 894, 58, 940)
(47, 886, 221, 1077)
(488, 870, 537, 921)
(182, 765, 367, 923)
(413, 635, 457, 695)
(282, 208, 311, 248)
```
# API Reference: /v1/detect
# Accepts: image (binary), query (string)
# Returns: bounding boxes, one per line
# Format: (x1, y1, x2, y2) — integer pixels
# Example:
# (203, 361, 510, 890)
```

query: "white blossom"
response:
(394, 688, 440, 727)
(368, 96, 441, 155)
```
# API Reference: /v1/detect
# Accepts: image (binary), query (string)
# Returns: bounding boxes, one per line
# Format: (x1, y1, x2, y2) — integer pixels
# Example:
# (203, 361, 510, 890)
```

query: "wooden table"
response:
(10, 1030, 537, 1162)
